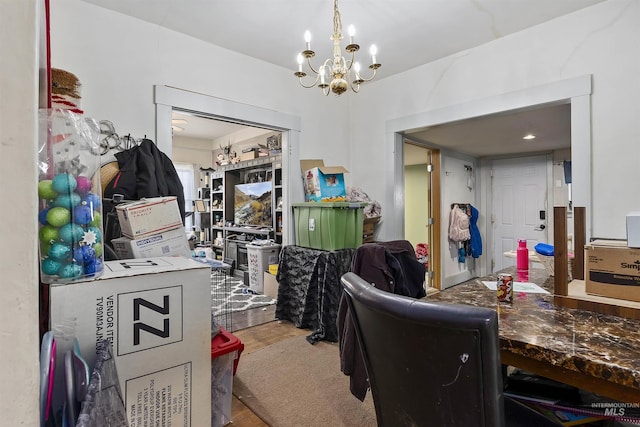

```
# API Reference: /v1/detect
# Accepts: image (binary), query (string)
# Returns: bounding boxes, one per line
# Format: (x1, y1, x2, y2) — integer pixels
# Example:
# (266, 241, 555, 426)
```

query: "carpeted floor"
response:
(233, 334, 377, 427)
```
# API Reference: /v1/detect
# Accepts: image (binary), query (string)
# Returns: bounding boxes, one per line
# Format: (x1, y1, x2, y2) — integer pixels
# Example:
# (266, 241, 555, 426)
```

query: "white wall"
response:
(50, 0, 351, 176)
(0, 1, 41, 425)
(350, 0, 640, 241)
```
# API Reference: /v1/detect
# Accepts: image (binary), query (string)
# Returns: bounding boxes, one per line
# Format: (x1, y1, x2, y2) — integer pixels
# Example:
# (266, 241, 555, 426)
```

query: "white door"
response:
(492, 155, 549, 272)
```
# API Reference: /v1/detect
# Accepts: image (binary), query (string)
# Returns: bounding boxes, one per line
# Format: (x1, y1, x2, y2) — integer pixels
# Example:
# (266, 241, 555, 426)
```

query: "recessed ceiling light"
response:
(172, 118, 188, 125)
(523, 134, 536, 140)
(172, 125, 184, 132)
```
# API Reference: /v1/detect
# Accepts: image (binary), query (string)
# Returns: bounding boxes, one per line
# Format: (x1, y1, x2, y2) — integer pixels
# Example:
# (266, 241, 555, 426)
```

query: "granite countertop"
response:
(426, 268, 640, 395)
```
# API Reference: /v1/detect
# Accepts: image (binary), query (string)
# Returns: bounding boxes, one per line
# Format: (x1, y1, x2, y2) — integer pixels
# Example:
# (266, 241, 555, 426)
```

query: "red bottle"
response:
(516, 239, 529, 282)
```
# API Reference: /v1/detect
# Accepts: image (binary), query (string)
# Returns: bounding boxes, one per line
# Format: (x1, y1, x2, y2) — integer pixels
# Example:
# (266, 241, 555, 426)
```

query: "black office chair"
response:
(340, 272, 561, 427)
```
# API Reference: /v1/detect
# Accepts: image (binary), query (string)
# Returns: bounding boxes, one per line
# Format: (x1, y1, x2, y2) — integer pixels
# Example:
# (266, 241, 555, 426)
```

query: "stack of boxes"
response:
(111, 196, 191, 259)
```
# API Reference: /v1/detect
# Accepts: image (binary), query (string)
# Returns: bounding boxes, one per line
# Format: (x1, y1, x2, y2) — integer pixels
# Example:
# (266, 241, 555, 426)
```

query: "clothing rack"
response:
(99, 120, 143, 155)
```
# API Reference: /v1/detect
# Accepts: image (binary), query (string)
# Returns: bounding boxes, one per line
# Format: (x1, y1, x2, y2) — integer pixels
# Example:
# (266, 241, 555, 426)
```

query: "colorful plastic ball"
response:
(46, 207, 71, 227)
(38, 208, 51, 225)
(92, 242, 103, 258)
(38, 180, 58, 200)
(39, 225, 59, 243)
(73, 204, 93, 225)
(75, 176, 93, 194)
(40, 240, 52, 257)
(89, 211, 102, 228)
(82, 193, 102, 210)
(73, 245, 96, 264)
(59, 223, 85, 244)
(52, 173, 77, 193)
(41, 258, 62, 276)
(84, 258, 103, 276)
(53, 193, 81, 210)
(49, 242, 72, 261)
(60, 263, 84, 279)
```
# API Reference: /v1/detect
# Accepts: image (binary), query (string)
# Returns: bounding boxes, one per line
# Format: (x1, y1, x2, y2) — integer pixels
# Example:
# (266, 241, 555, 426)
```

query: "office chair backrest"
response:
(341, 272, 505, 427)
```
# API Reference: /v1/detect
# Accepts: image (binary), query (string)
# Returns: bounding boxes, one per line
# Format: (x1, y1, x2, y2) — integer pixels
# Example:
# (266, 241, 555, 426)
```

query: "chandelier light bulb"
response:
(354, 62, 361, 74)
(304, 30, 312, 49)
(297, 54, 304, 72)
(348, 25, 355, 43)
(369, 44, 377, 64)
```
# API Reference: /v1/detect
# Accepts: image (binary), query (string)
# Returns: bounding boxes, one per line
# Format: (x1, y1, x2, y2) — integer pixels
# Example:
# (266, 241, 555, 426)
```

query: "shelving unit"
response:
(209, 155, 284, 276)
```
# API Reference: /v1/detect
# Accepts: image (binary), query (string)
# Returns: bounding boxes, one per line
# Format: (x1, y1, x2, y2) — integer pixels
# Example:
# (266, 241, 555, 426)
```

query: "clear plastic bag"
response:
(37, 109, 104, 283)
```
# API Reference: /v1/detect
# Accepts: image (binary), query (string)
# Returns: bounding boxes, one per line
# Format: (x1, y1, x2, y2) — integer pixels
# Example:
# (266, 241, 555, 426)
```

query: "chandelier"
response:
(294, 0, 381, 96)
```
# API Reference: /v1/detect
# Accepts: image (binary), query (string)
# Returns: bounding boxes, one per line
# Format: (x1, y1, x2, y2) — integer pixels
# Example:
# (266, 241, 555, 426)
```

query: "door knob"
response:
(534, 224, 546, 231)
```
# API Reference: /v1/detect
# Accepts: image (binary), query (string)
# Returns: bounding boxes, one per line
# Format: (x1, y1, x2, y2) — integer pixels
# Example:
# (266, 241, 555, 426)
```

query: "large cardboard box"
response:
(48, 257, 212, 426)
(116, 196, 183, 239)
(585, 240, 640, 302)
(112, 227, 191, 260)
(301, 159, 349, 202)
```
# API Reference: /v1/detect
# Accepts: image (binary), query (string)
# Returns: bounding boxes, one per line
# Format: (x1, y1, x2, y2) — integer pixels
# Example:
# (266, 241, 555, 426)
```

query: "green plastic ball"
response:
(89, 211, 102, 228)
(39, 225, 59, 243)
(38, 180, 58, 200)
(46, 207, 71, 227)
(92, 242, 103, 258)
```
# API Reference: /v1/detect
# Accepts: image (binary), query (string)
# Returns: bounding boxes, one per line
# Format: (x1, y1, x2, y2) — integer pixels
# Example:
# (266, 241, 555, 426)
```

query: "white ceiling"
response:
(82, 0, 596, 156)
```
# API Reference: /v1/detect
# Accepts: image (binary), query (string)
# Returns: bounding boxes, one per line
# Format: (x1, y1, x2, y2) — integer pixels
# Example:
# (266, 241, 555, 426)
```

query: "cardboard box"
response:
(48, 257, 212, 426)
(301, 159, 349, 202)
(263, 271, 279, 300)
(112, 227, 191, 260)
(363, 216, 381, 243)
(585, 240, 640, 302)
(239, 150, 258, 161)
(627, 212, 640, 248)
(116, 196, 183, 239)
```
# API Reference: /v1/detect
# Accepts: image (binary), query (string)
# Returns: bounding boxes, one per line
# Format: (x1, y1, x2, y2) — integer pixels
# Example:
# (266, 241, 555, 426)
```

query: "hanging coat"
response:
(469, 204, 483, 258)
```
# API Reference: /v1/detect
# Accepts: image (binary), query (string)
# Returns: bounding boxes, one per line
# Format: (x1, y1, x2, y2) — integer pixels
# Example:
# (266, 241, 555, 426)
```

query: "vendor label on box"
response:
(301, 159, 348, 202)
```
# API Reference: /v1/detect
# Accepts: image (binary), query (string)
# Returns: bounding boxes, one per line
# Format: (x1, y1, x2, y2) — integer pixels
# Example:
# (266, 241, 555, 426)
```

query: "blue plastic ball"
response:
(52, 173, 77, 193)
(84, 258, 103, 276)
(41, 258, 62, 276)
(60, 263, 84, 279)
(73, 204, 93, 225)
(82, 193, 102, 210)
(59, 223, 85, 244)
(49, 242, 72, 261)
(73, 245, 96, 264)
(38, 208, 51, 225)
(53, 193, 81, 210)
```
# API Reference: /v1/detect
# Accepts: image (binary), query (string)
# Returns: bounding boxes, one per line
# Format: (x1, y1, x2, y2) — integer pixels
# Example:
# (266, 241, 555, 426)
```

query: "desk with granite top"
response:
(426, 268, 640, 403)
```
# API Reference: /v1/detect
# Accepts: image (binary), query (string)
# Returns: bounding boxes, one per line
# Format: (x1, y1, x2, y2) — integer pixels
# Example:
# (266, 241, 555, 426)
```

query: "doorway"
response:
(403, 141, 441, 289)
(388, 75, 592, 286)
(491, 154, 551, 272)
